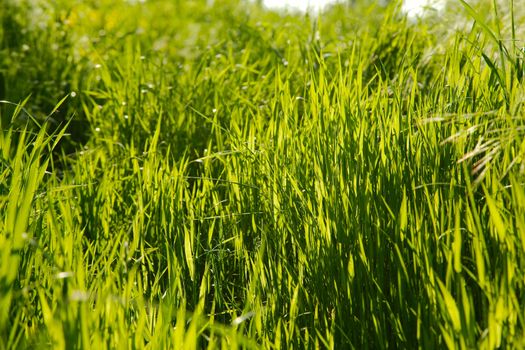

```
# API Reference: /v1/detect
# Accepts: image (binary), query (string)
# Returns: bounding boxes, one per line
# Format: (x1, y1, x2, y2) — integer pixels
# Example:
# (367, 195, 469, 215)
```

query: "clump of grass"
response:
(1, 0, 525, 348)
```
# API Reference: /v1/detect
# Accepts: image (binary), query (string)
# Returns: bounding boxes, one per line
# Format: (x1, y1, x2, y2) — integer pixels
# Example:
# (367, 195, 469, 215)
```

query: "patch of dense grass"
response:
(1, 0, 525, 348)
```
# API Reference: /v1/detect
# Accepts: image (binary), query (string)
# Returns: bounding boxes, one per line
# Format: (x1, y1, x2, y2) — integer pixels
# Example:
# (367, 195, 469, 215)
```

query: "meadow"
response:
(1, 0, 525, 348)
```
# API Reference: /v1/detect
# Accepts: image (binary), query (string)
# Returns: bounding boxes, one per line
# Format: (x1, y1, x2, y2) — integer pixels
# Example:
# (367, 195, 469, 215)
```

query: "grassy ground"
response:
(1, 0, 525, 348)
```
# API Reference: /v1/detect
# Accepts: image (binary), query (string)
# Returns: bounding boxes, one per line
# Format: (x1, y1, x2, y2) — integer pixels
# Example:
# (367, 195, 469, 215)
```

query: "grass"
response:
(1, 0, 525, 348)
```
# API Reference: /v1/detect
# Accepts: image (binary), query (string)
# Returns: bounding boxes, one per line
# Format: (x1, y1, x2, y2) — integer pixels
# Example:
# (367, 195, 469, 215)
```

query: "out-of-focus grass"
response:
(1, 0, 525, 348)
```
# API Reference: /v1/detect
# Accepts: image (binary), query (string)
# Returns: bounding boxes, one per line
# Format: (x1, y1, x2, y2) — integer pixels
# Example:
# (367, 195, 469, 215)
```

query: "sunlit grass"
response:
(1, 0, 525, 348)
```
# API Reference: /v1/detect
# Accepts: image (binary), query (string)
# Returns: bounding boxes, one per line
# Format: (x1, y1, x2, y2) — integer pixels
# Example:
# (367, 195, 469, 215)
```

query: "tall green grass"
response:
(1, 0, 525, 348)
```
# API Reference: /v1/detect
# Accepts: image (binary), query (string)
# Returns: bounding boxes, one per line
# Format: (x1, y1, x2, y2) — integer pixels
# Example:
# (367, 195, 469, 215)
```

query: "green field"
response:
(1, 0, 525, 348)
